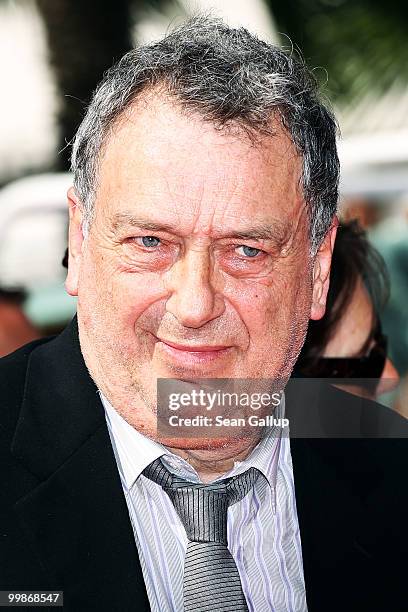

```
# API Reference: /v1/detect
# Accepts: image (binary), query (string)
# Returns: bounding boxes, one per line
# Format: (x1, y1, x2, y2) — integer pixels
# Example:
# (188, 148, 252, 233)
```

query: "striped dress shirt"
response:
(102, 393, 307, 612)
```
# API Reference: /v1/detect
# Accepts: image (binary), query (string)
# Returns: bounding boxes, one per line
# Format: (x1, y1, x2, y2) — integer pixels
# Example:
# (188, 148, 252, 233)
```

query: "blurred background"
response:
(0, 0, 407, 410)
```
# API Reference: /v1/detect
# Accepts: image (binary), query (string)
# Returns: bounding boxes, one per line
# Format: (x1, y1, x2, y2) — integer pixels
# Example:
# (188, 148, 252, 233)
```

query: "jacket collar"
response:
(12, 317, 104, 479)
(11, 317, 151, 610)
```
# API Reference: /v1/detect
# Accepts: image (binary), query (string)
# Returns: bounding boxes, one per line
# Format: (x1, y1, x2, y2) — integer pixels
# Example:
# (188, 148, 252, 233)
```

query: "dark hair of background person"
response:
(297, 219, 390, 367)
(0, 288, 26, 305)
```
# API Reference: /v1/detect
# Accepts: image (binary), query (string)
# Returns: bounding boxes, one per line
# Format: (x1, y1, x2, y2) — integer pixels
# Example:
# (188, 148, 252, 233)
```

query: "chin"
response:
(156, 434, 257, 452)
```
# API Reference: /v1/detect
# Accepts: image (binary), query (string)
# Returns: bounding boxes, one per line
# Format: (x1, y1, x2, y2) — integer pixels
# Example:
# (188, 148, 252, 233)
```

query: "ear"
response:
(65, 187, 85, 297)
(310, 216, 338, 321)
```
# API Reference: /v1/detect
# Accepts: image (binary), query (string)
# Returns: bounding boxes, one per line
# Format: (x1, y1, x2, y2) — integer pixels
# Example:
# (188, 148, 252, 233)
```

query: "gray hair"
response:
(71, 15, 339, 253)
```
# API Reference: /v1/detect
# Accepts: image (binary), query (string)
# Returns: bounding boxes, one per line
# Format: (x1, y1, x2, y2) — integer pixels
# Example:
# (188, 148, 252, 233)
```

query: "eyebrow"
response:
(225, 226, 289, 242)
(111, 213, 176, 234)
(111, 212, 290, 243)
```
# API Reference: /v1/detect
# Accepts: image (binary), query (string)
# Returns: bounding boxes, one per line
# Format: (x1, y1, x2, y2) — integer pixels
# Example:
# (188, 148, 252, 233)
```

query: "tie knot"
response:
(143, 457, 259, 543)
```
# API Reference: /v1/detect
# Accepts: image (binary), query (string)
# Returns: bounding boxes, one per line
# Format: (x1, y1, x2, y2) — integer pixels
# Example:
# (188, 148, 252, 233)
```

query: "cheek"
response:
(228, 272, 297, 321)
(78, 249, 166, 327)
(228, 268, 311, 348)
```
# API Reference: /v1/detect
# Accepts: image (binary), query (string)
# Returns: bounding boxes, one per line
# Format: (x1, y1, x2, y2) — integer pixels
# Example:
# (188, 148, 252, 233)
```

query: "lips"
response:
(155, 337, 232, 365)
(158, 339, 230, 352)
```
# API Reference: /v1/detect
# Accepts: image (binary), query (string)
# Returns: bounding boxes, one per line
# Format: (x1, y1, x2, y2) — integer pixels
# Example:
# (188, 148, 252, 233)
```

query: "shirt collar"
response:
(101, 391, 285, 496)
(102, 392, 169, 490)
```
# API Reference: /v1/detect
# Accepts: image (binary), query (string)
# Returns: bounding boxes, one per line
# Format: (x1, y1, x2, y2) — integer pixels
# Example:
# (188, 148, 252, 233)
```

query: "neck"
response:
(166, 438, 260, 483)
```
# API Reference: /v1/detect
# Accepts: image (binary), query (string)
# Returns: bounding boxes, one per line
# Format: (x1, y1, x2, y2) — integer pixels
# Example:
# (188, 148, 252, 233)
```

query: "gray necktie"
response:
(143, 457, 260, 612)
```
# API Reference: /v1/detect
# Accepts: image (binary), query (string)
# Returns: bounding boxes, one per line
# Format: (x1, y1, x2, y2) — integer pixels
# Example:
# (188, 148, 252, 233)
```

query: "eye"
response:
(139, 236, 161, 248)
(236, 245, 262, 258)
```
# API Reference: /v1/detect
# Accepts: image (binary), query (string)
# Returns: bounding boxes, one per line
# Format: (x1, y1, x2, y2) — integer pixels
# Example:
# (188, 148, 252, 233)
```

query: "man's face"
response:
(66, 95, 333, 447)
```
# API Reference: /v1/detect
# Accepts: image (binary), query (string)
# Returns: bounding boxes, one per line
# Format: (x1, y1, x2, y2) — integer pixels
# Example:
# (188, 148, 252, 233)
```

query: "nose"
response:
(382, 357, 400, 382)
(164, 248, 225, 328)
(376, 357, 400, 395)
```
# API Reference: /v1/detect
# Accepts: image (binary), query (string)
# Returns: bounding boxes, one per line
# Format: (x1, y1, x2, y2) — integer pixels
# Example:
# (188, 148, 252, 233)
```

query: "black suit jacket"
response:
(1, 318, 407, 611)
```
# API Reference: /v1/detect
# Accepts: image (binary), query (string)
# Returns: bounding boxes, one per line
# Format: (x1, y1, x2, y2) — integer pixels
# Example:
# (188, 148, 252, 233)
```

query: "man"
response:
(1, 16, 406, 612)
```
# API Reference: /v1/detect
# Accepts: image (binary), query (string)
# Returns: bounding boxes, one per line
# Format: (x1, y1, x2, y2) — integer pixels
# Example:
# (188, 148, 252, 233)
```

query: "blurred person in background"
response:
(369, 197, 408, 377)
(0, 173, 77, 354)
(368, 198, 408, 416)
(0, 288, 40, 357)
(296, 220, 399, 399)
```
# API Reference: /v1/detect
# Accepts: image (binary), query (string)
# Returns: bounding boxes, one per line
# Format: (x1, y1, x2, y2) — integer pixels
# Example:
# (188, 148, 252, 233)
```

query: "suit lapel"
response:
(288, 381, 382, 611)
(11, 318, 150, 611)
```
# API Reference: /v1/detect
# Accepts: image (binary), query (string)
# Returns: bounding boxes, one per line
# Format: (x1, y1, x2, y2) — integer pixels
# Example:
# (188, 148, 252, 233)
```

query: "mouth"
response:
(155, 337, 233, 365)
